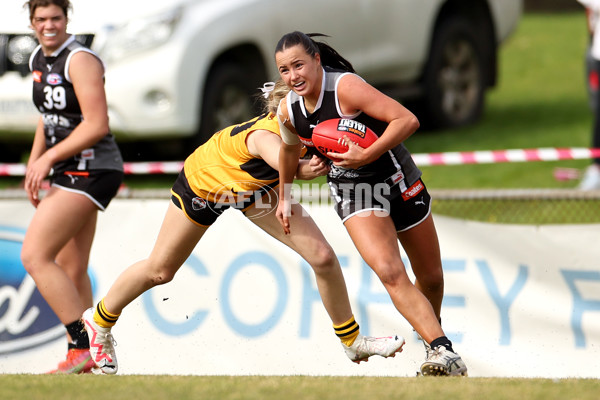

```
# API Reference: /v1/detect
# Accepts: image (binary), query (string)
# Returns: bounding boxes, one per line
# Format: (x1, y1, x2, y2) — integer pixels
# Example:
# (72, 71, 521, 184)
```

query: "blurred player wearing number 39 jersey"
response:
(21, 0, 123, 374)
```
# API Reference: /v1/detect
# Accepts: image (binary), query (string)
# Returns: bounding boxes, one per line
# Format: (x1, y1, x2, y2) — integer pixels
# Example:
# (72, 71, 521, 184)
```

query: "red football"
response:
(312, 118, 378, 162)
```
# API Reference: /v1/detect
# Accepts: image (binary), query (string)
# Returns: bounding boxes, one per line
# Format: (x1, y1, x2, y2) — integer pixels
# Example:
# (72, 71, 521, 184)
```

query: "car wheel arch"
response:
(193, 44, 268, 147)
(416, 0, 498, 129)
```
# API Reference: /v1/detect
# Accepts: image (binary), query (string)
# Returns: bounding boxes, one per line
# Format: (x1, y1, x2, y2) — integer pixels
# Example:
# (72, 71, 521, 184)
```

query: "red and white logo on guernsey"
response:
(401, 180, 424, 200)
(299, 137, 314, 147)
(46, 73, 62, 85)
(32, 70, 42, 83)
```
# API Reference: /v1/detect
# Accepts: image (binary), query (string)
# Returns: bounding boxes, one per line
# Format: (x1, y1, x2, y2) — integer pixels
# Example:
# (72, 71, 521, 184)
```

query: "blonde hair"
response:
(259, 80, 290, 115)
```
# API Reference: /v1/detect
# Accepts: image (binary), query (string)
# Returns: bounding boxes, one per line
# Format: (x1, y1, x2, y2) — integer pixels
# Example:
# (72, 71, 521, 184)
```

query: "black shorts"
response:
(170, 168, 278, 227)
(328, 178, 431, 232)
(51, 169, 123, 211)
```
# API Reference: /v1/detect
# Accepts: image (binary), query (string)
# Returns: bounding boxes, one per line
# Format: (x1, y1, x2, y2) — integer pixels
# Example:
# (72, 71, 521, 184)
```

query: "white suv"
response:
(0, 0, 522, 158)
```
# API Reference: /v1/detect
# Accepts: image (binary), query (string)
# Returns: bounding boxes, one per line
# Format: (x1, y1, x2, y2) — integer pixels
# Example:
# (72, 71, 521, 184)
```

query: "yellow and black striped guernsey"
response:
(183, 112, 280, 204)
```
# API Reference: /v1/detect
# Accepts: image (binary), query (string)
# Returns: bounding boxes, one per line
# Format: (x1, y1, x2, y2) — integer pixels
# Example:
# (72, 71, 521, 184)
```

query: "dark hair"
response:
(24, 0, 71, 21)
(275, 31, 355, 73)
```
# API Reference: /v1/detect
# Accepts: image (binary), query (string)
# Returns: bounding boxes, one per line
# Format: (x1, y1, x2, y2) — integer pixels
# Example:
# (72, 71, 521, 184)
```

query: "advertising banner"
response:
(1, 199, 599, 377)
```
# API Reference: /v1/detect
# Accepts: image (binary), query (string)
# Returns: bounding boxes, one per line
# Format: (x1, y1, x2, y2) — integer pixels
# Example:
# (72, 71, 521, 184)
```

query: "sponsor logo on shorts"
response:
(401, 180, 424, 201)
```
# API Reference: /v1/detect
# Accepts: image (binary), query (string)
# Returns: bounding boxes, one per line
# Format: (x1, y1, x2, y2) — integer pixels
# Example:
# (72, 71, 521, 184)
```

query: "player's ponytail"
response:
(308, 34, 355, 73)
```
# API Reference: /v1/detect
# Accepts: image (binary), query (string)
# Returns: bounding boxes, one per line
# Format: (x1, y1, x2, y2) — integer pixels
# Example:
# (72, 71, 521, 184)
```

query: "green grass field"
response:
(1, 375, 599, 400)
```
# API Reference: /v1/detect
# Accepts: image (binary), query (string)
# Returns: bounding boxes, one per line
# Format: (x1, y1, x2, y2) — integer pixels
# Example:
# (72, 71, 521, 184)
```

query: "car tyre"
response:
(195, 63, 263, 147)
(419, 16, 486, 129)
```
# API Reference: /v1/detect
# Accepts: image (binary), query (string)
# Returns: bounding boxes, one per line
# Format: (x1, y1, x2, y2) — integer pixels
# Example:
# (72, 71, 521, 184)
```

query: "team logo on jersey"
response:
(192, 197, 207, 211)
(46, 73, 62, 85)
(81, 149, 95, 160)
(32, 70, 42, 83)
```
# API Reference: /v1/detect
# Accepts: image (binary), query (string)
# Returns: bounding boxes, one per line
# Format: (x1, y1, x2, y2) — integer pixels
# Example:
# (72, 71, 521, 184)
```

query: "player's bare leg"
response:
(84, 202, 208, 374)
(397, 213, 443, 360)
(247, 197, 404, 363)
(21, 188, 98, 374)
(344, 210, 467, 375)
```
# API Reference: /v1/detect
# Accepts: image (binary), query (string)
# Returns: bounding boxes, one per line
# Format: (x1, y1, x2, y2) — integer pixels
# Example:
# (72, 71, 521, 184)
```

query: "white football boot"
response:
(420, 345, 468, 376)
(343, 334, 405, 363)
(82, 307, 118, 374)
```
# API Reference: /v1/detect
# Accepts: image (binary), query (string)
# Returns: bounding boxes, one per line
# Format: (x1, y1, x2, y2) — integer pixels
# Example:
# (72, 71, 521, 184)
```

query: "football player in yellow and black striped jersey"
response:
(82, 81, 405, 374)
(172, 111, 284, 225)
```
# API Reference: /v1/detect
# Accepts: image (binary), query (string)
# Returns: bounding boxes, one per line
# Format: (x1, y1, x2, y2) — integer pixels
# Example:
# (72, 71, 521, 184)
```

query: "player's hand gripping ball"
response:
(312, 118, 378, 162)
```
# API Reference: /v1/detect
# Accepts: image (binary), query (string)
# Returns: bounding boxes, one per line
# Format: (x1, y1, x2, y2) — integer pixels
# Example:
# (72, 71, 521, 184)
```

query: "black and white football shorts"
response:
(328, 178, 432, 232)
(51, 169, 123, 211)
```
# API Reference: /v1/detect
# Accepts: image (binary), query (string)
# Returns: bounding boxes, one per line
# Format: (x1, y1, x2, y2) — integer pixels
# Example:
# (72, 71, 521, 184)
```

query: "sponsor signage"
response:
(0, 199, 598, 377)
(0, 226, 64, 354)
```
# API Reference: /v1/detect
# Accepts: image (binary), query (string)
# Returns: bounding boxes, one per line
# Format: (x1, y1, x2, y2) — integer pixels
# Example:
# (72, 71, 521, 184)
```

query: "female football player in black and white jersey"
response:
(274, 31, 467, 376)
(20, 0, 123, 374)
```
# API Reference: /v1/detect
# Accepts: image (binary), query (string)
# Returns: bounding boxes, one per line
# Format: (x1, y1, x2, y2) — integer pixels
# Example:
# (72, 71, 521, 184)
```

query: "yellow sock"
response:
(333, 315, 360, 347)
(94, 298, 120, 328)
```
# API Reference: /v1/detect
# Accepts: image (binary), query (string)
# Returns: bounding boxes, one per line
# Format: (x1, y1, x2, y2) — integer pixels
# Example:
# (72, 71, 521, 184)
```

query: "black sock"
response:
(430, 336, 454, 353)
(65, 319, 89, 350)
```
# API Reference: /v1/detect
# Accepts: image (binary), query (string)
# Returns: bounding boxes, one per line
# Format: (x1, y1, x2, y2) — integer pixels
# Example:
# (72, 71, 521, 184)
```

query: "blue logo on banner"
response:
(0, 225, 95, 354)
